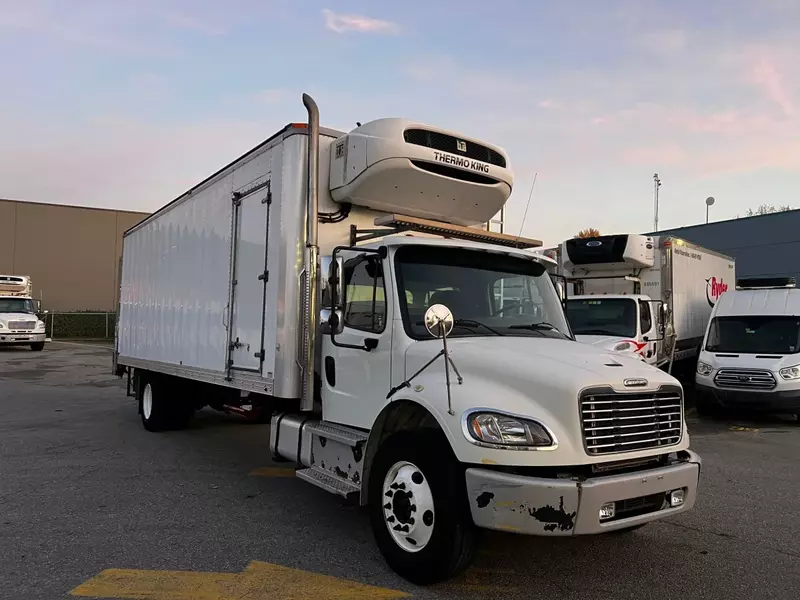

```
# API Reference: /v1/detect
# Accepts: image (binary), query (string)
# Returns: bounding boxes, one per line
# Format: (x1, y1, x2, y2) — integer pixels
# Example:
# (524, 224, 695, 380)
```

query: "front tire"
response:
(30, 342, 45, 351)
(368, 430, 476, 585)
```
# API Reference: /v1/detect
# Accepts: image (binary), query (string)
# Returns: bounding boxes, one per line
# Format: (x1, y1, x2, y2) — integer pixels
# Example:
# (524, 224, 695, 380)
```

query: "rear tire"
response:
(139, 375, 193, 432)
(368, 429, 476, 585)
(30, 342, 45, 351)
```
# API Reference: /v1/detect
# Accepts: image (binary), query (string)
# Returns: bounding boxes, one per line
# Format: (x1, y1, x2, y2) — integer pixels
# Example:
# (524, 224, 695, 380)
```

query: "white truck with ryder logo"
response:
(558, 234, 735, 373)
(114, 94, 701, 585)
(0, 275, 48, 351)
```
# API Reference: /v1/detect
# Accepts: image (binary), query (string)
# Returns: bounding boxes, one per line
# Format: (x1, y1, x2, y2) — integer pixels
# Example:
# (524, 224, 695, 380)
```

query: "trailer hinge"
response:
(258, 271, 269, 282)
(232, 279, 238, 286)
(232, 191, 242, 206)
(254, 349, 265, 361)
(262, 184, 272, 205)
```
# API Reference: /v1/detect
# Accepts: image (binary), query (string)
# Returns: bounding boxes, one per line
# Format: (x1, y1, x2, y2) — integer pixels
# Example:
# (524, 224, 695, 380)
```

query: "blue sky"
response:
(1, 0, 798, 246)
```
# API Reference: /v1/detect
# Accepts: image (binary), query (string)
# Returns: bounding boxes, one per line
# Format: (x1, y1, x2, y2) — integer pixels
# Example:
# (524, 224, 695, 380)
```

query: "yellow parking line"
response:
(70, 560, 410, 599)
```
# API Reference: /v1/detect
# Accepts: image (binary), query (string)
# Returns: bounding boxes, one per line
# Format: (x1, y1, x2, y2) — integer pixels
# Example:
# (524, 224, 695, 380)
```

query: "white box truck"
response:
(695, 276, 800, 417)
(114, 94, 701, 584)
(558, 234, 735, 372)
(0, 275, 48, 350)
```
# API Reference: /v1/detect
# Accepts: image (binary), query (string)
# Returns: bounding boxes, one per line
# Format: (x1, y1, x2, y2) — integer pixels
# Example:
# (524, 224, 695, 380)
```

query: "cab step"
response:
(296, 465, 360, 498)
(305, 421, 368, 447)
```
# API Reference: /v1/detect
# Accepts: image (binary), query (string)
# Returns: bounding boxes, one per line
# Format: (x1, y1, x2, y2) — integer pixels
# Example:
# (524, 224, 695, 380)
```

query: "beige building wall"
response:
(0, 199, 149, 311)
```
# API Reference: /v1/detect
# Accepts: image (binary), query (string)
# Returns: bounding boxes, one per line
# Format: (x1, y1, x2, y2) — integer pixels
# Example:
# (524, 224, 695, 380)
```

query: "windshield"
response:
(0, 298, 36, 314)
(394, 245, 571, 339)
(564, 298, 637, 338)
(705, 315, 800, 354)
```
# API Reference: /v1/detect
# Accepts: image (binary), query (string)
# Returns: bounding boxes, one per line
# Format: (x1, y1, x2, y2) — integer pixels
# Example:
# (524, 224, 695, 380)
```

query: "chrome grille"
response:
(580, 386, 683, 456)
(714, 368, 776, 390)
(8, 321, 35, 330)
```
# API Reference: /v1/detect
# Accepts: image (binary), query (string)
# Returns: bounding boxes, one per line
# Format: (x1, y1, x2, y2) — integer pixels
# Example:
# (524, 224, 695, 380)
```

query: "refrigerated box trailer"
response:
(114, 94, 702, 584)
(558, 234, 735, 371)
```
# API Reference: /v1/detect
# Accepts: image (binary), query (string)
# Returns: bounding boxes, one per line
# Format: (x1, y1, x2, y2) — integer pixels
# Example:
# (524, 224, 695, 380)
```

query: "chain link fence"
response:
(44, 312, 116, 340)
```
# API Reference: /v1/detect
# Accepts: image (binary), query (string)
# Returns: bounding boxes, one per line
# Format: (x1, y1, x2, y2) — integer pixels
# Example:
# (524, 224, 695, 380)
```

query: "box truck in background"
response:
(0, 275, 47, 351)
(114, 94, 701, 584)
(558, 235, 735, 372)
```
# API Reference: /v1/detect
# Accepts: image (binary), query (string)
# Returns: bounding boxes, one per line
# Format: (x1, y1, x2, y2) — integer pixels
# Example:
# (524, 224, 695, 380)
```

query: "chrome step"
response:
(306, 421, 368, 447)
(296, 466, 360, 498)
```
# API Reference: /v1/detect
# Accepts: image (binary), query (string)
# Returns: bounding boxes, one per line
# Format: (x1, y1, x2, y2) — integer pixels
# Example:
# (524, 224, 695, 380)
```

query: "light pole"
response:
(705, 196, 715, 224)
(653, 173, 662, 231)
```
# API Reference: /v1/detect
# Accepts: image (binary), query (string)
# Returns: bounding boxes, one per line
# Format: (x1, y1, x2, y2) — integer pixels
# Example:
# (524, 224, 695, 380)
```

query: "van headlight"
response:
(465, 411, 555, 448)
(779, 365, 800, 380)
(697, 361, 713, 376)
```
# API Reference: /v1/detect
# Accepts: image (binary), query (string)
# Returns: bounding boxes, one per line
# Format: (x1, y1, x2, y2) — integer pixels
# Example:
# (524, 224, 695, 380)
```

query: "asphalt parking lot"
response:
(2, 342, 800, 599)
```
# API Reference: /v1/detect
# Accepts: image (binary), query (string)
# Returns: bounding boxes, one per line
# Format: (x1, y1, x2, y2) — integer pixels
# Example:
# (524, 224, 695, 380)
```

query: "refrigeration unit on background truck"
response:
(557, 235, 735, 374)
(113, 94, 702, 584)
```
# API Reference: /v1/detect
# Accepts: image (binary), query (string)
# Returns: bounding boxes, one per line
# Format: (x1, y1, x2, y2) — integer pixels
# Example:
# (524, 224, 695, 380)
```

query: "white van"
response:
(695, 277, 800, 416)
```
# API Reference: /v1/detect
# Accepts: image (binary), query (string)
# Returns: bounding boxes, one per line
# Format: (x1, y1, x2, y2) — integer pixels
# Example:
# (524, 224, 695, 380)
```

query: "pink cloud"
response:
(621, 144, 687, 166)
(321, 9, 400, 35)
(749, 54, 794, 117)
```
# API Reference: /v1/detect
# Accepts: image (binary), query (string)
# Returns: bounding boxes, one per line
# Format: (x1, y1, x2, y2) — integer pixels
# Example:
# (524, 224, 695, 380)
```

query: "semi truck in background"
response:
(113, 94, 701, 584)
(556, 234, 735, 373)
(695, 276, 800, 417)
(0, 275, 48, 351)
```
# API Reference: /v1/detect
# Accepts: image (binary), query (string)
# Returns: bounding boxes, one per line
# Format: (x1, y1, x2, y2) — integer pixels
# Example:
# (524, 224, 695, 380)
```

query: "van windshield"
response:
(705, 315, 800, 354)
(0, 298, 36, 314)
(564, 298, 637, 338)
(394, 245, 571, 340)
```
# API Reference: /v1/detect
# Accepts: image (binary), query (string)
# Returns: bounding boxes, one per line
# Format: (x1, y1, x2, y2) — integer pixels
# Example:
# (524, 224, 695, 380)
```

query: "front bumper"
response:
(696, 382, 800, 412)
(466, 450, 701, 535)
(0, 332, 46, 345)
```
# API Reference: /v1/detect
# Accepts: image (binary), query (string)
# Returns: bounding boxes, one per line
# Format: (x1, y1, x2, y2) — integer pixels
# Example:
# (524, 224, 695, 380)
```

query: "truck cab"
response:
(0, 275, 48, 351)
(695, 277, 800, 417)
(564, 293, 662, 362)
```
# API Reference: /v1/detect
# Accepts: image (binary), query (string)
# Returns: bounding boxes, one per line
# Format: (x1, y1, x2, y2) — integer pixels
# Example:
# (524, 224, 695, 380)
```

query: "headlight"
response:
(466, 411, 554, 447)
(0, 323, 4, 329)
(697, 361, 713, 376)
(36, 320, 46, 330)
(779, 365, 800, 380)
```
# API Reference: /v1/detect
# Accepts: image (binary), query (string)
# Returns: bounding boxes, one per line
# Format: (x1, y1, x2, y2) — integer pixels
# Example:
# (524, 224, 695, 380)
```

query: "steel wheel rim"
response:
(142, 383, 153, 420)
(382, 460, 435, 553)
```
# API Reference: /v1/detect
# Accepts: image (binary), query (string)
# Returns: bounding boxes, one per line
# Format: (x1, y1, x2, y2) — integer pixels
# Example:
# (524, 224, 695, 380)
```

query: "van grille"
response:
(714, 368, 776, 390)
(580, 386, 683, 456)
(403, 129, 507, 168)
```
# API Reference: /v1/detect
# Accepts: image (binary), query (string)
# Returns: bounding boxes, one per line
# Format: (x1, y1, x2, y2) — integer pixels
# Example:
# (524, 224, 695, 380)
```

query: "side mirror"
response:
(555, 281, 565, 302)
(424, 304, 454, 339)
(320, 308, 344, 335)
(660, 304, 669, 329)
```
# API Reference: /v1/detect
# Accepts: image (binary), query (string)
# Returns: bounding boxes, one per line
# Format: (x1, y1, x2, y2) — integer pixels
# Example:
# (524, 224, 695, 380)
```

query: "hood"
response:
(575, 334, 646, 360)
(700, 350, 800, 373)
(0, 313, 41, 326)
(404, 336, 685, 466)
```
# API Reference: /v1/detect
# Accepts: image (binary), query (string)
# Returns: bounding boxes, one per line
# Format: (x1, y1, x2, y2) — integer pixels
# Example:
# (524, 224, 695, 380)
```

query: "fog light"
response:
(669, 489, 685, 507)
(599, 502, 616, 520)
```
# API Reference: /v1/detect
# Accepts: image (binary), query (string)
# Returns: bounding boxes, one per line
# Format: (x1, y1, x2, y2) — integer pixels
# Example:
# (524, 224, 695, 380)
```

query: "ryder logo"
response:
(706, 276, 728, 307)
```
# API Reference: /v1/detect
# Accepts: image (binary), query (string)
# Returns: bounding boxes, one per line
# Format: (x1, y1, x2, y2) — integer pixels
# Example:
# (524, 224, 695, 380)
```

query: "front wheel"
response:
(30, 342, 45, 351)
(368, 430, 476, 585)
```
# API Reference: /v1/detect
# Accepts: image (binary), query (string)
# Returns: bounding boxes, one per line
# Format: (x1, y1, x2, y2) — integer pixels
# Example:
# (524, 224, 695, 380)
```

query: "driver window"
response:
(639, 300, 652, 333)
(343, 256, 386, 333)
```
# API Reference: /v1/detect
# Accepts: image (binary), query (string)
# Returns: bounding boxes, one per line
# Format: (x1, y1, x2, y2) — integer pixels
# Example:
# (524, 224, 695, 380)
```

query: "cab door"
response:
(320, 251, 393, 429)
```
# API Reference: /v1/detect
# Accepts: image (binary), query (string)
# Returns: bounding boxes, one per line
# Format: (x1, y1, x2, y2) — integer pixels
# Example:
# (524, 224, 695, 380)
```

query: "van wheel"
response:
(695, 394, 719, 418)
(30, 342, 45, 351)
(369, 430, 476, 585)
(140, 376, 192, 432)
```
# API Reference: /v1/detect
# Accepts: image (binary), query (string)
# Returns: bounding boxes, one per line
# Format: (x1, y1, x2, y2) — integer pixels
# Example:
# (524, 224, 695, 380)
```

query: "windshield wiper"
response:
(453, 319, 504, 336)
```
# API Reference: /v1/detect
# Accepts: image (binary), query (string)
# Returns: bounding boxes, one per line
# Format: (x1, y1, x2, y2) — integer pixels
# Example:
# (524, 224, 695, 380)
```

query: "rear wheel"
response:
(140, 375, 193, 432)
(368, 430, 476, 585)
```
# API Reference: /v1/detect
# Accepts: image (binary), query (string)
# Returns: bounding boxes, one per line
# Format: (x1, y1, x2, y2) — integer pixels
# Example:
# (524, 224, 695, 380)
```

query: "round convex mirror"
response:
(424, 304, 454, 338)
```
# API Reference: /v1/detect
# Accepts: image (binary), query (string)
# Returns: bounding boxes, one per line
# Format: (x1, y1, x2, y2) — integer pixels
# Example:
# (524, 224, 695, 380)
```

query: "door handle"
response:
(222, 304, 229, 329)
